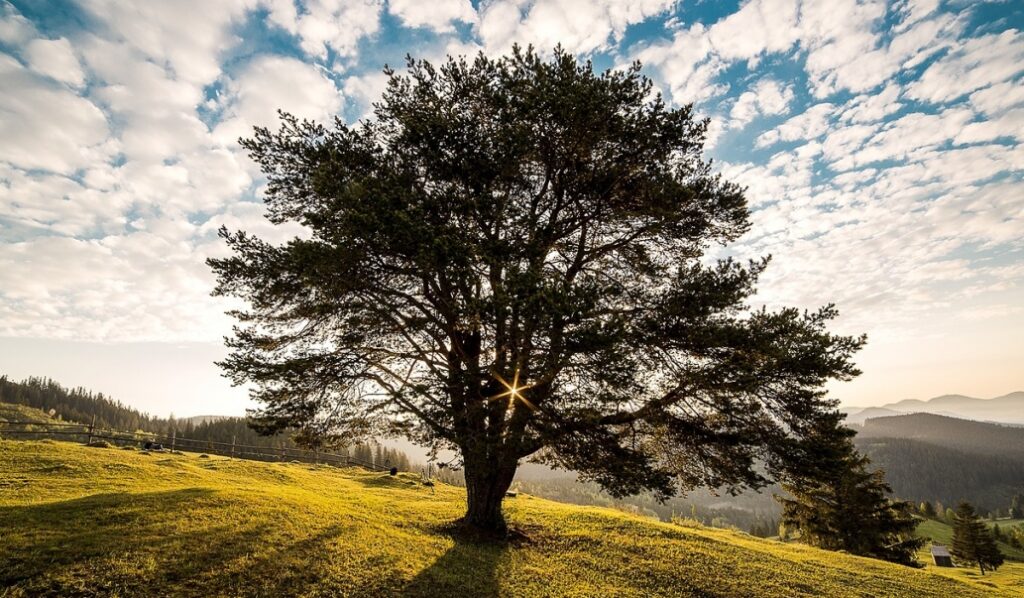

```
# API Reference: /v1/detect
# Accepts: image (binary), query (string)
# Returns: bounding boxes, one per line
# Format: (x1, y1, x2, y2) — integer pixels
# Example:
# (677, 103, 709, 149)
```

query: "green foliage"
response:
(778, 415, 924, 566)
(920, 501, 937, 517)
(951, 501, 1005, 574)
(1, 440, 1009, 597)
(209, 46, 863, 532)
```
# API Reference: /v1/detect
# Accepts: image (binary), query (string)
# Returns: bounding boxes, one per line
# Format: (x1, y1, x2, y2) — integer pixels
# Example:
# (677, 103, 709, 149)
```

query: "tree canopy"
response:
(209, 47, 864, 533)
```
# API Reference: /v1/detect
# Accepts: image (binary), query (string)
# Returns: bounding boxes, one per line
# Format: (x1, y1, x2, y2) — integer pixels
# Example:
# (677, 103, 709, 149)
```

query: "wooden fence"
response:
(0, 418, 390, 471)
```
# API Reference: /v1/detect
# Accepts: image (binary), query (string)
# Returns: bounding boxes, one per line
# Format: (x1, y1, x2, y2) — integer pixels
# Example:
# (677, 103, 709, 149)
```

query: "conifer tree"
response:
(951, 501, 1004, 574)
(919, 501, 936, 518)
(778, 414, 924, 566)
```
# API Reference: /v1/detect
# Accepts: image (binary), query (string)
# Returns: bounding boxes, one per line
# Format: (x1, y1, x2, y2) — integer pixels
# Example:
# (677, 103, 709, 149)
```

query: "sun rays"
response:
(490, 369, 537, 411)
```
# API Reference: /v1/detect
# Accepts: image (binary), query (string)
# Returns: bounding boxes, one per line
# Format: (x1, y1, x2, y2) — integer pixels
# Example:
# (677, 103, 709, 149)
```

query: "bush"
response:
(87, 440, 112, 448)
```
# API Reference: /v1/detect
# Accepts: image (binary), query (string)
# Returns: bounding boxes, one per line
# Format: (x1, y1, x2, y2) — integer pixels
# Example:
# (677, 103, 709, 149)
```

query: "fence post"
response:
(231, 435, 236, 459)
(171, 429, 176, 453)
(86, 414, 96, 445)
(280, 445, 285, 462)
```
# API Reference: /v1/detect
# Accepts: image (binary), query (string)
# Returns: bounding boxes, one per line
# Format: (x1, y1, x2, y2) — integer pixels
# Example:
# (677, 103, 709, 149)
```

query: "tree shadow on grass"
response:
(0, 488, 272, 597)
(400, 524, 516, 598)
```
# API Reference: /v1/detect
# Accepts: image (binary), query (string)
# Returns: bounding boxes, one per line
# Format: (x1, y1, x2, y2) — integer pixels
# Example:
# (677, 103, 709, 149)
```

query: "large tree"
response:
(777, 414, 924, 566)
(209, 48, 864, 533)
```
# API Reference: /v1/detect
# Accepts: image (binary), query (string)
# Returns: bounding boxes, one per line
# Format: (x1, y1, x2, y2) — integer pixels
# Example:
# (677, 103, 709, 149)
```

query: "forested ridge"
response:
(858, 413, 1024, 457)
(0, 376, 412, 470)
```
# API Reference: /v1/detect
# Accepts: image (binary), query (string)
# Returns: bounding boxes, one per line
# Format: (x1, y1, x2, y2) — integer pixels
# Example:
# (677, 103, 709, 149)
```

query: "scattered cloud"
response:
(0, 0, 1020, 411)
(479, 0, 676, 56)
(389, 0, 476, 32)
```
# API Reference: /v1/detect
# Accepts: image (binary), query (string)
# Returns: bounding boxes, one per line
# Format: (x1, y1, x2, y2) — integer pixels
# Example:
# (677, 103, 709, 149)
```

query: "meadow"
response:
(2, 438, 1022, 597)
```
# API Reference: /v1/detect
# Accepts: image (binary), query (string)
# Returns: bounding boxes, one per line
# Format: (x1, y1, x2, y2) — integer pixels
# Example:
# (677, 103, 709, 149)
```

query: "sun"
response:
(491, 369, 536, 411)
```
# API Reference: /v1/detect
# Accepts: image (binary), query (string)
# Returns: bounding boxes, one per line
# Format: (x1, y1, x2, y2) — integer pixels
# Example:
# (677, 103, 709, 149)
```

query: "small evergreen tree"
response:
(1010, 494, 1023, 519)
(777, 415, 924, 566)
(950, 501, 1004, 574)
(992, 524, 1003, 541)
(919, 501, 936, 518)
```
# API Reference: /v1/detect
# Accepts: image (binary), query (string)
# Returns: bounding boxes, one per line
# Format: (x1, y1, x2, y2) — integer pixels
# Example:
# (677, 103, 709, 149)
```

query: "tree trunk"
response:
(462, 456, 517, 535)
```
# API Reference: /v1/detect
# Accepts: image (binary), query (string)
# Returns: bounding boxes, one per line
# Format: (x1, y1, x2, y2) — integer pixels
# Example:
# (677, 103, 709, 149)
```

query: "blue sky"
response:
(0, 0, 1022, 416)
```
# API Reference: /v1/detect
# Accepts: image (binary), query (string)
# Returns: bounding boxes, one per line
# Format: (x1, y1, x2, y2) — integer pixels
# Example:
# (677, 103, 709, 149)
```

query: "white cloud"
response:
(907, 29, 1024, 104)
(389, 0, 476, 32)
(80, 0, 256, 87)
(0, 54, 111, 173)
(342, 70, 390, 119)
(756, 102, 835, 147)
(266, 0, 383, 60)
(954, 108, 1024, 145)
(968, 80, 1024, 116)
(479, 0, 675, 56)
(830, 107, 975, 170)
(213, 54, 345, 146)
(729, 78, 794, 129)
(839, 83, 902, 123)
(706, 0, 800, 64)
(0, 2, 34, 46)
(631, 24, 727, 104)
(23, 37, 84, 87)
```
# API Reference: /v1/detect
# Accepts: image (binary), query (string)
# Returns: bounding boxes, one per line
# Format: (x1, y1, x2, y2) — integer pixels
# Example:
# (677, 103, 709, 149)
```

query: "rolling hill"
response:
(858, 413, 1024, 457)
(2, 439, 1020, 597)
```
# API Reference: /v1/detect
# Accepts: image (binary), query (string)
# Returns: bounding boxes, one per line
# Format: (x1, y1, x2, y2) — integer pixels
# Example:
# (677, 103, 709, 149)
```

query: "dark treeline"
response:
(0, 375, 413, 470)
(855, 437, 1024, 510)
(1, 376, 168, 433)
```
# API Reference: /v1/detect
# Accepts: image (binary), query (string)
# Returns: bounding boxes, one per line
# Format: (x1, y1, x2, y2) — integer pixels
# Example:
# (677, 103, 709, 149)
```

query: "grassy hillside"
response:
(1, 440, 1020, 597)
(0, 402, 57, 422)
(916, 518, 1024, 560)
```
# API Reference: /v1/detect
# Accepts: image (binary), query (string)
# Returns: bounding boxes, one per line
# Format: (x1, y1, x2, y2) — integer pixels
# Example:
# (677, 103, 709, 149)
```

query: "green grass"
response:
(0, 402, 57, 422)
(1, 440, 1020, 597)
(917, 518, 1024, 560)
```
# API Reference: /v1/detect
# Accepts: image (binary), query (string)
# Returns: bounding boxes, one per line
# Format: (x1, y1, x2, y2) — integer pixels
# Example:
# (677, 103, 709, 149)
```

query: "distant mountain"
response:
(841, 407, 902, 425)
(844, 391, 1024, 425)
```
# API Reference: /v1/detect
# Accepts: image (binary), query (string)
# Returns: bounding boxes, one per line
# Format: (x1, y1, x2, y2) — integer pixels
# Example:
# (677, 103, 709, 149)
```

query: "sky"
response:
(0, 0, 1022, 417)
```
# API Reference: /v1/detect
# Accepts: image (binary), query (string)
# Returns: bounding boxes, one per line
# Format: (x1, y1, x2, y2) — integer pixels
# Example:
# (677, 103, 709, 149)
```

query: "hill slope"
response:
(1, 441, 1019, 597)
(859, 413, 1024, 457)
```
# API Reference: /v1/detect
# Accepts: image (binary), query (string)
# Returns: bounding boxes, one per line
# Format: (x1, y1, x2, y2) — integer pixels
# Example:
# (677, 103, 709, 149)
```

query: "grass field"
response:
(916, 518, 1024, 560)
(2, 440, 1022, 597)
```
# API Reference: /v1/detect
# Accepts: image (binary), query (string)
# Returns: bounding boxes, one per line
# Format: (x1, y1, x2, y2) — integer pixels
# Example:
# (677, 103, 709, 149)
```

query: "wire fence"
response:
(0, 417, 391, 471)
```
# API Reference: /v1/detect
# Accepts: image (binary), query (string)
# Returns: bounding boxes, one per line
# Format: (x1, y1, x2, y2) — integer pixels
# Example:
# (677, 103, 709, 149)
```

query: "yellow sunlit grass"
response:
(2, 438, 1019, 597)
